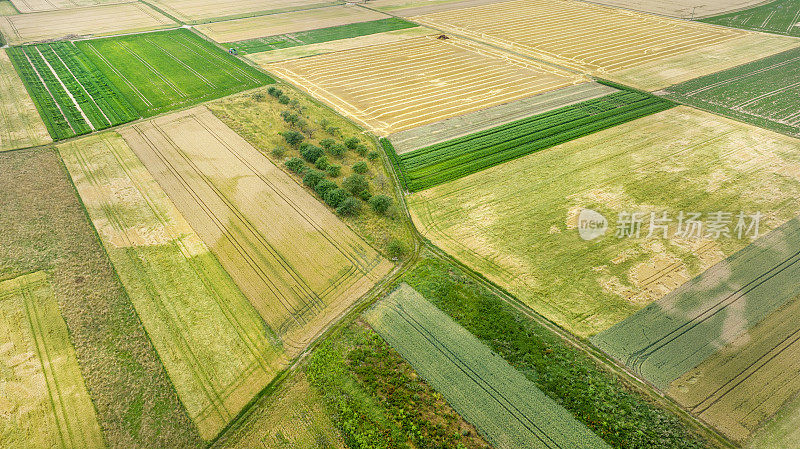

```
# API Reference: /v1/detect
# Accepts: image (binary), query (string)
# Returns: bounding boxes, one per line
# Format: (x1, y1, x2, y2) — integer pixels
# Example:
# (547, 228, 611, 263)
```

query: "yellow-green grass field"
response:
(58, 132, 286, 440)
(0, 49, 51, 151)
(0, 148, 202, 448)
(410, 106, 800, 337)
(0, 272, 104, 448)
(118, 107, 394, 356)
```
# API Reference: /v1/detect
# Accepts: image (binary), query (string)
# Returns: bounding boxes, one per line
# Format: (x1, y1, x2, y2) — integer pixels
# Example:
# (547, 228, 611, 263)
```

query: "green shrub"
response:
(355, 144, 369, 157)
(367, 151, 380, 161)
(327, 143, 346, 158)
(271, 146, 286, 158)
(336, 197, 361, 216)
(280, 130, 304, 147)
(352, 161, 368, 174)
(369, 195, 392, 215)
(343, 174, 369, 197)
(267, 86, 283, 98)
(280, 110, 299, 125)
(315, 180, 338, 197)
(319, 138, 336, 150)
(324, 188, 351, 208)
(300, 143, 324, 163)
(284, 157, 305, 174)
(302, 170, 325, 188)
(315, 156, 330, 170)
(387, 239, 406, 259)
(326, 165, 341, 178)
(345, 137, 360, 150)
(278, 95, 290, 105)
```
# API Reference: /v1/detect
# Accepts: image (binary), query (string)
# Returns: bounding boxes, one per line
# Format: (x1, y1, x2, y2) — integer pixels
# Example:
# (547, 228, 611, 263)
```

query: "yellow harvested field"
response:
(269, 35, 586, 135)
(0, 49, 50, 152)
(8, 0, 123, 14)
(146, 0, 338, 23)
(196, 5, 389, 43)
(247, 27, 433, 64)
(118, 107, 393, 355)
(0, 2, 175, 45)
(589, 0, 769, 18)
(368, 0, 506, 16)
(0, 272, 104, 449)
(411, 0, 798, 89)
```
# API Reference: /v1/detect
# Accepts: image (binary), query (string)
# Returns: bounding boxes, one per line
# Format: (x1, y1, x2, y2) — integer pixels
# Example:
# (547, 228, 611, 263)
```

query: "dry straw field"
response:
(7, 0, 122, 13)
(410, 107, 800, 337)
(146, 0, 337, 23)
(412, 0, 800, 89)
(59, 132, 286, 440)
(0, 2, 175, 45)
(269, 35, 586, 135)
(118, 107, 393, 355)
(590, 0, 767, 18)
(0, 50, 50, 151)
(0, 272, 104, 448)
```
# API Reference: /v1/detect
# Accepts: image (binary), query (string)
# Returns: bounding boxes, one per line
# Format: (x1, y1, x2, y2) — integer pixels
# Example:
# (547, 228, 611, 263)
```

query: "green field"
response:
(0, 272, 104, 448)
(593, 217, 800, 388)
(0, 148, 202, 447)
(226, 18, 419, 54)
(410, 107, 800, 337)
(76, 29, 273, 117)
(402, 257, 710, 449)
(366, 283, 609, 449)
(702, 0, 800, 36)
(663, 46, 800, 137)
(6, 42, 137, 140)
(58, 133, 286, 440)
(392, 89, 674, 191)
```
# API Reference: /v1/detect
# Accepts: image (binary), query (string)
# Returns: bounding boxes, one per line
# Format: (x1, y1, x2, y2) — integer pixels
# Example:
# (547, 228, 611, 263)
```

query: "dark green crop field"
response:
(391, 89, 675, 192)
(702, 0, 800, 37)
(76, 29, 273, 117)
(663, 46, 800, 137)
(226, 18, 418, 54)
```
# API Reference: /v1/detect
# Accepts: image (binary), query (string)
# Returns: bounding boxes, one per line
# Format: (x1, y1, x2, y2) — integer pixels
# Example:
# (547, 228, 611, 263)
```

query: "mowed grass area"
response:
(390, 88, 674, 191)
(702, 0, 800, 36)
(663, 46, 800, 137)
(366, 284, 609, 449)
(58, 132, 287, 440)
(76, 29, 273, 117)
(227, 18, 418, 54)
(7, 42, 137, 140)
(0, 148, 202, 448)
(0, 49, 50, 151)
(118, 107, 393, 355)
(594, 218, 800, 389)
(410, 107, 800, 337)
(0, 272, 104, 448)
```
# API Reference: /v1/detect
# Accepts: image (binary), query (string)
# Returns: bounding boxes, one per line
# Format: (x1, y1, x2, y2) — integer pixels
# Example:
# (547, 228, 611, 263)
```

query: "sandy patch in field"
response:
(196, 5, 389, 43)
(269, 35, 586, 135)
(0, 2, 175, 45)
(0, 50, 51, 151)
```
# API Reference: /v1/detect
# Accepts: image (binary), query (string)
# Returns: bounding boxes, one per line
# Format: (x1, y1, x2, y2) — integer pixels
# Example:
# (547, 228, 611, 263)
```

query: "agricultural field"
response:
(391, 88, 675, 191)
(0, 49, 50, 151)
(0, 148, 202, 447)
(225, 18, 418, 55)
(196, 5, 391, 44)
(409, 107, 800, 337)
(7, 0, 122, 13)
(58, 132, 286, 440)
(0, 0, 17, 14)
(0, 3, 175, 45)
(145, 0, 339, 23)
(593, 0, 767, 18)
(663, 46, 800, 137)
(212, 372, 346, 449)
(76, 29, 272, 117)
(366, 283, 609, 449)
(269, 35, 587, 135)
(702, 0, 800, 36)
(669, 291, 800, 443)
(118, 106, 393, 355)
(367, 0, 506, 16)
(412, 0, 800, 90)
(593, 217, 800, 388)
(388, 82, 617, 154)
(7, 42, 137, 140)
(0, 272, 104, 448)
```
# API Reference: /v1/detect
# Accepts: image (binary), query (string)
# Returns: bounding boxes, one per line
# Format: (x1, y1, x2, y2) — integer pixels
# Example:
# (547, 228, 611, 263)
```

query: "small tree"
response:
(281, 111, 299, 126)
(300, 143, 324, 163)
(284, 157, 305, 174)
(278, 95, 290, 105)
(344, 137, 360, 150)
(315, 156, 330, 170)
(327, 143, 346, 158)
(281, 130, 304, 147)
(355, 144, 369, 157)
(302, 170, 325, 189)
(369, 195, 392, 215)
(343, 174, 369, 197)
(271, 146, 286, 158)
(267, 86, 283, 98)
(387, 238, 406, 259)
(367, 150, 380, 161)
(326, 165, 341, 178)
(319, 138, 336, 150)
(324, 188, 351, 208)
(352, 161, 368, 174)
(314, 179, 338, 197)
(336, 197, 361, 216)
(251, 92, 265, 102)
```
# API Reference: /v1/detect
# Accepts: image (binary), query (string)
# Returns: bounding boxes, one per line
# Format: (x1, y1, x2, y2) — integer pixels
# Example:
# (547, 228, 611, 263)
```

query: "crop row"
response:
(228, 18, 418, 54)
(396, 91, 675, 191)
